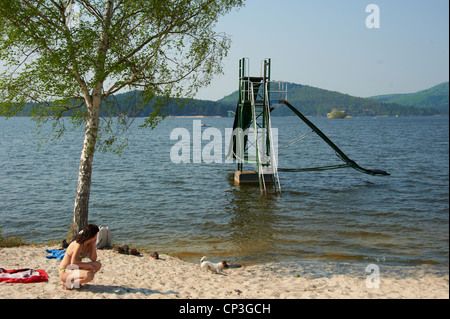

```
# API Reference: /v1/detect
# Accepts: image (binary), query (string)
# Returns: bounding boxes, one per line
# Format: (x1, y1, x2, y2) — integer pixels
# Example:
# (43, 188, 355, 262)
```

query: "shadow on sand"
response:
(80, 284, 179, 297)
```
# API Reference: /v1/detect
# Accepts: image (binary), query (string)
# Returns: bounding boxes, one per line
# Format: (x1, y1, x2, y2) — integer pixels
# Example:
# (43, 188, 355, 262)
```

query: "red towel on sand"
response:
(0, 268, 48, 283)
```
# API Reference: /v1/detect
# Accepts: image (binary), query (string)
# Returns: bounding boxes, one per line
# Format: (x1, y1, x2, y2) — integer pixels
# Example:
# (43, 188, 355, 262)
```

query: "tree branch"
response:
(79, 0, 104, 21)
(21, 0, 66, 33)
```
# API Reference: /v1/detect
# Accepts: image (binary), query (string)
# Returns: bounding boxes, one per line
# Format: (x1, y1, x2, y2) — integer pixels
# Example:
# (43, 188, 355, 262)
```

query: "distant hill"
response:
(9, 82, 448, 118)
(218, 82, 445, 116)
(108, 91, 234, 117)
(11, 92, 235, 117)
(369, 82, 449, 112)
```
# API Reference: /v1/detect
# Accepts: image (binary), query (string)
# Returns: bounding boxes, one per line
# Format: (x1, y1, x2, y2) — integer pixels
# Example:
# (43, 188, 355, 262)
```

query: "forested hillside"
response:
(369, 82, 448, 112)
(219, 83, 444, 116)
(10, 82, 447, 117)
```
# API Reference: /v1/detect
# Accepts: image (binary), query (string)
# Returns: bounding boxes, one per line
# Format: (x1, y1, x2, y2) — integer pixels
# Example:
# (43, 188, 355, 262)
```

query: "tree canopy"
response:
(1, 0, 243, 142)
(0, 0, 244, 239)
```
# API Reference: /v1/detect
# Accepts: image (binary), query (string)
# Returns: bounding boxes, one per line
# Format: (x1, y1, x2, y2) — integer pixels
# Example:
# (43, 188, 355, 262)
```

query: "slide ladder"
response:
(248, 79, 281, 195)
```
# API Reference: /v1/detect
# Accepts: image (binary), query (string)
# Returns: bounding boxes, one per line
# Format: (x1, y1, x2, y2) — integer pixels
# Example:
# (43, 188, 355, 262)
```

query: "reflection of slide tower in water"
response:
(227, 58, 389, 196)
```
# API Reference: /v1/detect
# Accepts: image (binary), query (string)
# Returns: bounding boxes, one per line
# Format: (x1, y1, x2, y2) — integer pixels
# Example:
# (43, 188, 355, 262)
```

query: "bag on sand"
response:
(96, 226, 112, 249)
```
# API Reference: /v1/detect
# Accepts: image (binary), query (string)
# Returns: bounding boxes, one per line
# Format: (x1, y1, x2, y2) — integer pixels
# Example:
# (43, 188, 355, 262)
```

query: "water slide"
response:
(279, 100, 390, 176)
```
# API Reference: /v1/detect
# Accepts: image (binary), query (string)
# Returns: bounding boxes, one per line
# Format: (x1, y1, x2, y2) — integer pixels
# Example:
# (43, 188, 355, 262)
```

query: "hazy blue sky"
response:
(195, 0, 449, 101)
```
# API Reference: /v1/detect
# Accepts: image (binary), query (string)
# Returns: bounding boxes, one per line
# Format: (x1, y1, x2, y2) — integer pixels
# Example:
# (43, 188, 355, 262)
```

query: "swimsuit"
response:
(59, 252, 84, 273)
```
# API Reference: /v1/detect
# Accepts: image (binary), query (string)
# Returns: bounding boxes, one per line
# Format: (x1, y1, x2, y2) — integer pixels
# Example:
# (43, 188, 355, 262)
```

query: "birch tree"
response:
(0, 0, 243, 240)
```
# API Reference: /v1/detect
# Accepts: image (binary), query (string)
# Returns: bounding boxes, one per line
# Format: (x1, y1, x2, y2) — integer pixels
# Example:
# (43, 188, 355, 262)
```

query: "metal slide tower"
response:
(227, 58, 389, 196)
(227, 58, 286, 195)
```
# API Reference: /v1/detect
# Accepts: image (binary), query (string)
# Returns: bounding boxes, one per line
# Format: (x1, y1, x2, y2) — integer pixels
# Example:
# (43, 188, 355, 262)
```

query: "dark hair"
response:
(75, 224, 99, 244)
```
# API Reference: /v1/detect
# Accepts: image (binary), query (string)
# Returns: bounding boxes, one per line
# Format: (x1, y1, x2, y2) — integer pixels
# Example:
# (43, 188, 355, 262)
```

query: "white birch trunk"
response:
(69, 0, 114, 240)
(71, 94, 101, 238)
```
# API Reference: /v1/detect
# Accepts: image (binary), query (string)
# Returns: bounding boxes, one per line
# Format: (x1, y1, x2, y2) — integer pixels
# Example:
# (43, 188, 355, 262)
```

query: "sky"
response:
(194, 0, 449, 101)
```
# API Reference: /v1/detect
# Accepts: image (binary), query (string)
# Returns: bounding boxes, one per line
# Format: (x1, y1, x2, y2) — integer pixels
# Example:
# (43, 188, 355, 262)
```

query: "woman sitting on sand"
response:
(59, 224, 102, 289)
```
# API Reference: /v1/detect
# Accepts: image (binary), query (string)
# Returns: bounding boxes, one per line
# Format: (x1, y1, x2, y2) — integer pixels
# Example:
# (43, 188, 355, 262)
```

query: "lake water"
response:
(0, 116, 448, 271)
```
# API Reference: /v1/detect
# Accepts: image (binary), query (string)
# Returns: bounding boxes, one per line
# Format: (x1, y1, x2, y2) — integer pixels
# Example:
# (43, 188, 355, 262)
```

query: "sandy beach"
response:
(0, 245, 448, 299)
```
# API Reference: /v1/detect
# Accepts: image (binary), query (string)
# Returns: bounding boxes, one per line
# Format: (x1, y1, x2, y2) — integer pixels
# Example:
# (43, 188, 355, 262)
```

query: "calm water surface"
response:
(0, 116, 448, 271)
